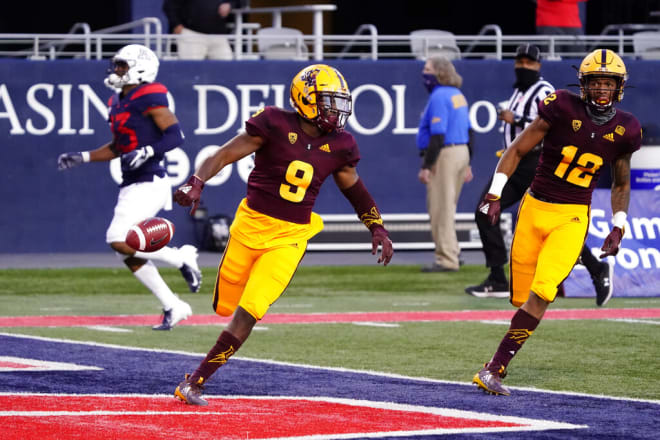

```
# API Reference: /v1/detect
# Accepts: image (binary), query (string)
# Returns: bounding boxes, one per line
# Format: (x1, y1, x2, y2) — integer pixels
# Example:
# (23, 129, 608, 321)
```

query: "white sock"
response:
(134, 246, 183, 268)
(132, 260, 180, 311)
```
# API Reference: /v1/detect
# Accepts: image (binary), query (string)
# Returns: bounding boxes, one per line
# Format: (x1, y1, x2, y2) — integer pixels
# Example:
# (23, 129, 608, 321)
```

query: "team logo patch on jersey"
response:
(615, 125, 626, 136)
(288, 132, 298, 144)
(319, 143, 331, 153)
(603, 133, 615, 142)
(431, 116, 442, 124)
(572, 120, 582, 132)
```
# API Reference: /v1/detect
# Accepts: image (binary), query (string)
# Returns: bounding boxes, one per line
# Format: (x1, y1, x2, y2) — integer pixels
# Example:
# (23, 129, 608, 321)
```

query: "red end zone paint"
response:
(0, 361, 31, 369)
(2, 395, 526, 440)
(0, 308, 659, 328)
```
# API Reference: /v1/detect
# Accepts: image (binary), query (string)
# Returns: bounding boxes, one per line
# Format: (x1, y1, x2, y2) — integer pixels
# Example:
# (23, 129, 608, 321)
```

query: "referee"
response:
(466, 44, 613, 305)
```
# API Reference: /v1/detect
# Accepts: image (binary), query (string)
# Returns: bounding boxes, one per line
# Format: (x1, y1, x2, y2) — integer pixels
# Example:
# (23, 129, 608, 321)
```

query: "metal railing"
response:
(337, 24, 378, 60)
(1, 17, 659, 61)
(232, 4, 336, 60)
(0, 17, 162, 60)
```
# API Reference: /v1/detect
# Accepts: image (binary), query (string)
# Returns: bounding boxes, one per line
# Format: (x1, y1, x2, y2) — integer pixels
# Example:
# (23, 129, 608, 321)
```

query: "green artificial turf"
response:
(1, 265, 659, 400)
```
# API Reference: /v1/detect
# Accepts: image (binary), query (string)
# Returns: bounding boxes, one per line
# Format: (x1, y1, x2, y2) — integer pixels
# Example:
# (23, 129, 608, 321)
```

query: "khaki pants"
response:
(426, 144, 470, 270)
(177, 28, 233, 60)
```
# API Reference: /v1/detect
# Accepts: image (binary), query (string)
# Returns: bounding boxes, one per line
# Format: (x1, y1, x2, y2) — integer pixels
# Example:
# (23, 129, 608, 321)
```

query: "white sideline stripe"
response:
(0, 393, 586, 434)
(609, 318, 660, 325)
(1, 332, 659, 406)
(0, 356, 102, 372)
(479, 320, 510, 325)
(85, 325, 133, 333)
(352, 322, 400, 328)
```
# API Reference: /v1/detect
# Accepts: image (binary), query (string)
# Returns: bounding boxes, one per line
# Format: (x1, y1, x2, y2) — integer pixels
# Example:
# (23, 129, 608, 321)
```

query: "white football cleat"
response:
(153, 300, 192, 331)
(179, 245, 202, 293)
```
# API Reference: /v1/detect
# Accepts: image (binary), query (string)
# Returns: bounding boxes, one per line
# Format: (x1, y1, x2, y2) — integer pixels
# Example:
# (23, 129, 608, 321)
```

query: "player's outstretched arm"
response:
(174, 132, 263, 215)
(334, 166, 393, 266)
(57, 142, 118, 170)
(600, 153, 632, 258)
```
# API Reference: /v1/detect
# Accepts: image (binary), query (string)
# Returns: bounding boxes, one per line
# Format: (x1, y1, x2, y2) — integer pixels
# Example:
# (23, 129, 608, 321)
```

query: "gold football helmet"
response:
(578, 49, 627, 111)
(290, 64, 352, 131)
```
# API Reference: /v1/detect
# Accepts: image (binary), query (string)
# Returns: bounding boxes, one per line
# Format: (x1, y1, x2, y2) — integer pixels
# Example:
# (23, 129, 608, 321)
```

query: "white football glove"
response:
(122, 146, 155, 170)
(57, 152, 85, 170)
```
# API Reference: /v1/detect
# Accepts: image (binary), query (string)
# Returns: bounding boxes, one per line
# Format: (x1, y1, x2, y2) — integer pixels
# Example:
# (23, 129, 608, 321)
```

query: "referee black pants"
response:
(474, 150, 540, 268)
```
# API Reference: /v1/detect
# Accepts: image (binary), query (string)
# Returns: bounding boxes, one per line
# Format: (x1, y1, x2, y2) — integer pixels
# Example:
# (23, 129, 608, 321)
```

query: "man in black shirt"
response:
(163, 0, 241, 60)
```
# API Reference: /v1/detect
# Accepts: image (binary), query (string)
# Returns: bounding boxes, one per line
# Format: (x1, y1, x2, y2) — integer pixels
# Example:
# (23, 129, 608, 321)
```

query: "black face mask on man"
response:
(514, 68, 540, 91)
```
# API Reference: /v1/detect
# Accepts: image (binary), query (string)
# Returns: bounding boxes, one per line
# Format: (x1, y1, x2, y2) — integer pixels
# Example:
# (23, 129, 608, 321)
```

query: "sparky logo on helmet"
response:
(301, 68, 321, 88)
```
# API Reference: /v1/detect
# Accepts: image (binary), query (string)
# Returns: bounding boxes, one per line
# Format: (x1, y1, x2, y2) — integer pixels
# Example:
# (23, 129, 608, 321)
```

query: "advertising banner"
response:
(565, 189, 660, 298)
(1, 59, 658, 259)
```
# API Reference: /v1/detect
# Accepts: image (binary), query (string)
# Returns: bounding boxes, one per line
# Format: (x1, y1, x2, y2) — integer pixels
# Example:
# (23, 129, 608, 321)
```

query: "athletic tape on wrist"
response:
(488, 172, 508, 197)
(612, 211, 627, 230)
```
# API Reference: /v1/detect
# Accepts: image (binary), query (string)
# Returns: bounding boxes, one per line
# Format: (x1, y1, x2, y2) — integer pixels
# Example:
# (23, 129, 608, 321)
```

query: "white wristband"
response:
(81, 151, 91, 162)
(612, 211, 627, 230)
(487, 172, 508, 197)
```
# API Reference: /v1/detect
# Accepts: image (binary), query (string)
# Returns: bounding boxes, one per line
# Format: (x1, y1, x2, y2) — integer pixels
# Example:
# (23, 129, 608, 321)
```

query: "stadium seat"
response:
(257, 27, 309, 60)
(410, 29, 461, 60)
(633, 31, 660, 60)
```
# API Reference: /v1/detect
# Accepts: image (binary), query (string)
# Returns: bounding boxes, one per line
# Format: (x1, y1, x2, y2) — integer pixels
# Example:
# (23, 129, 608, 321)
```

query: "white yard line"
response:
(1, 331, 659, 405)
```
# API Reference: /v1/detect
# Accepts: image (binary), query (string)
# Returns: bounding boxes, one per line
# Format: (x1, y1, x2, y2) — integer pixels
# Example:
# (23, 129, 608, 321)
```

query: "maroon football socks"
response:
(488, 308, 540, 372)
(190, 330, 243, 383)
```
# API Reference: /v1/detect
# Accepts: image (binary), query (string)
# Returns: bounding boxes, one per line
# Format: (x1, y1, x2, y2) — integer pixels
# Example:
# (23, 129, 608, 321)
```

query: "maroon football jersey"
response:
(244, 106, 360, 223)
(531, 90, 641, 204)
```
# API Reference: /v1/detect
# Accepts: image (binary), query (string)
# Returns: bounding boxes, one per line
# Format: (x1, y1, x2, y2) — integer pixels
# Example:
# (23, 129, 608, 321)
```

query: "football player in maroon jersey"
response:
(57, 44, 201, 331)
(172, 64, 394, 405)
(472, 49, 641, 396)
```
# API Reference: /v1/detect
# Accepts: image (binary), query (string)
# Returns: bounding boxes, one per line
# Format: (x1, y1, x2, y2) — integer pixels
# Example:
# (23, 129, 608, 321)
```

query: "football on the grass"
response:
(126, 217, 175, 252)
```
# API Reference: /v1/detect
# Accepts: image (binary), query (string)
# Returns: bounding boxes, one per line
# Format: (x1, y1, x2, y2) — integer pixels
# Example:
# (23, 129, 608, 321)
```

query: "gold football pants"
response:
(510, 192, 589, 307)
(213, 236, 307, 320)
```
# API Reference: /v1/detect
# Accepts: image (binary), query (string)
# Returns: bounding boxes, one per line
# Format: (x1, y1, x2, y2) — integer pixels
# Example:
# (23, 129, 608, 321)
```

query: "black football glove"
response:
(121, 146, 154, 170)
(174, 175, 205, 216)
(600, 226, 624, 258)
(57, 152, 84, 170)
(477, 193, 501, 225)
(371, 226, 393, 266)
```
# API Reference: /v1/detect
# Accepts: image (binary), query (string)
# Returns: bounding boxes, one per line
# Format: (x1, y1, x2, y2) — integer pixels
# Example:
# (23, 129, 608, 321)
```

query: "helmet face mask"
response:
(105, 44, 159, 90)
(316, 91, 352, 132)
(583, 76, 618, 110)
(290, 64, 352, 132)
(578, 49, 627, 112)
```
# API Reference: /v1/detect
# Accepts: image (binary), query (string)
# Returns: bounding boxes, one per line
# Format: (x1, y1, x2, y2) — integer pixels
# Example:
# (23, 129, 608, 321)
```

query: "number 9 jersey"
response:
(243, 106, 360, 224)
(530, 90, 641, 204)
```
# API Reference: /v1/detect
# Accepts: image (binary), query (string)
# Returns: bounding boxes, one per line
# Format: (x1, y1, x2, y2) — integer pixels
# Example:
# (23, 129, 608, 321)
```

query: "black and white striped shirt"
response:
(502, 79, 554, 148)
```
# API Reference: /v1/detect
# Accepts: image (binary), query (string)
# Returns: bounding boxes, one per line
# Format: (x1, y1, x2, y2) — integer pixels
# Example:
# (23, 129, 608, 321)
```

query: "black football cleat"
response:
(465, 276, 510, 298)
(179, 245, 202, 293)
(592, 261, 614, 307)
(473, 364, 510, 396)
(174, 374, 208, 406)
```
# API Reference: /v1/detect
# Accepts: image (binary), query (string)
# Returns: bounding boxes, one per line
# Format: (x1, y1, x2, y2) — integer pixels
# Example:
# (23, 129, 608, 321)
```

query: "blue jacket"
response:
(416, 85, 470, 151)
